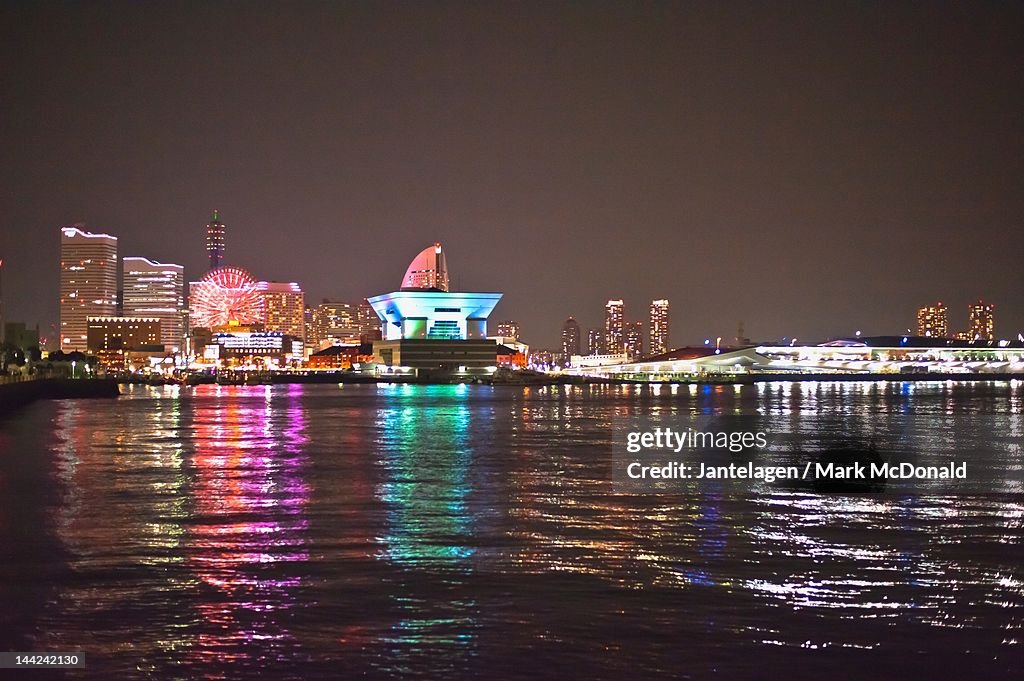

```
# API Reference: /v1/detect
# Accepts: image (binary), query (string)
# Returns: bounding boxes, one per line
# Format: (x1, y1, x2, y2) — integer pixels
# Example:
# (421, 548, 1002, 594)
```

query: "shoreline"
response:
(0, 379, 121, 417)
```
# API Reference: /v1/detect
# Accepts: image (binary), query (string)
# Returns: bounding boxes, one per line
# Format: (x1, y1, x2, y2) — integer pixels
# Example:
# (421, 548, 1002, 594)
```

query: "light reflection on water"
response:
(0, 381, 1021, 678)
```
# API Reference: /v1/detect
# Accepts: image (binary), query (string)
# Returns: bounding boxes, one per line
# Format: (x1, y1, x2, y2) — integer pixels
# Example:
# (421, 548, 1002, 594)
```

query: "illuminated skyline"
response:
(2, 3, 1022, 348)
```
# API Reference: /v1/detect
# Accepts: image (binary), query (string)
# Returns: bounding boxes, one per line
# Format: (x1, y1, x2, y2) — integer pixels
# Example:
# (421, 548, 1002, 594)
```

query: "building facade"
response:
(605, 299, 624, 354)
(122, 257, 185, 353)
(258, 281, 305, 340)
(496, 320, 521, 340)
(587, 328, 605, 356)
(60, 227, 118, 352)
(561, 317, 581, 364)
(649, 299, 669, 356)
(624, 320, 644, 358)
(916, 302, 948, 338)
(86, 316, 161, 351)
(967, 300, 994, 341)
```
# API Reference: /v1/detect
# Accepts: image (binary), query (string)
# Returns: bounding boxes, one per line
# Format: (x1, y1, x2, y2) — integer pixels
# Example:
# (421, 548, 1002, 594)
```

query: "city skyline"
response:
(2, 3, 1022, 348)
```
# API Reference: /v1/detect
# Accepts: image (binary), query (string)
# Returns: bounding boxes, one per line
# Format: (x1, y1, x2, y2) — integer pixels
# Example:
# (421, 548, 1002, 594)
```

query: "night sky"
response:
(2, 1, 1021, 349)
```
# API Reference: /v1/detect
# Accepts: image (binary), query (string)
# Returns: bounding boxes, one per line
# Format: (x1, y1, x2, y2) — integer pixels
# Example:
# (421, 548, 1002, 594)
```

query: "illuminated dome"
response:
(401, 242, 449, 292)
(188, 266, 264, 329)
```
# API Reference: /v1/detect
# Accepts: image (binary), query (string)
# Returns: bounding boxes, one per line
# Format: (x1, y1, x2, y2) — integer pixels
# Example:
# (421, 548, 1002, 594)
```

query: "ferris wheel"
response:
(189, 266, 264, 328)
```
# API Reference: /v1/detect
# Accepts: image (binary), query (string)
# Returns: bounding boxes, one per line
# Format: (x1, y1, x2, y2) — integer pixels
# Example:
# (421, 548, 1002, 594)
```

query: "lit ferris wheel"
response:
(188, 266, 265, 329)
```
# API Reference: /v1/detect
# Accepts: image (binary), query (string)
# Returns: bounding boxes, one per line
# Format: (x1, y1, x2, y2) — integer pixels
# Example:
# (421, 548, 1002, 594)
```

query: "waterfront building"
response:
(497, 344, 527, 369)
(624, 320, 644, 359)
(967, 300, 995, 341)
(605, 299, 624, 354)
(205, 209, 225, 271)
(496, 320, 521, 340)
(368, 243, 502, 376)
(258, 281, 305, 340)
(587, 328, 605, 356)
(311, 300, 360, 347)
(60, 227, 118, 352)
(87, 316, 162, 352)
(568, 336, 1024, 380)
(528, 348, 555, 369)
(916, 302, 948, 338)
(188, 266, 264, 330)
(649, 299, 670, 355)
(208, 330, 303, 367)
(122, 257, 185, 353)
(307, 344, 372, 370)
(561, 317, 581, 364)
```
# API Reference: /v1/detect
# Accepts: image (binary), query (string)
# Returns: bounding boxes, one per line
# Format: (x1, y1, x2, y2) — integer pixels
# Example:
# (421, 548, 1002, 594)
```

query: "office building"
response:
(649, 299, 670, 356)
(258, 281, 305, 340)
(60, 227, 118, 352)
(122, 257, 185, 353)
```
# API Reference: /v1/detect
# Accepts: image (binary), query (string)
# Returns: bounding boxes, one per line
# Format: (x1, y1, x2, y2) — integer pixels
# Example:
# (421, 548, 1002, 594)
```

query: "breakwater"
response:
(0, 379, 120, 417)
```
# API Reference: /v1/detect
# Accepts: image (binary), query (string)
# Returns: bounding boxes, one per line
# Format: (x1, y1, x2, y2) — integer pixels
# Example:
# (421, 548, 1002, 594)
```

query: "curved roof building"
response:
(401, 242, 449, 291)
(368, 243, 502, 341)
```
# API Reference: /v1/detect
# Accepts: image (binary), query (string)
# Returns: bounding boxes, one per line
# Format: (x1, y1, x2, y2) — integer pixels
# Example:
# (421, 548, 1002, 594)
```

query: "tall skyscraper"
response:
(258, 281, 305, 340)
(649, 299, 669, 356)
(916, 302, 948, 338)
(206, 209, 225, 271)
(122, 257, 186, 353)
(59, 226, 118, 352)
(587, 328, 605, 356)
(967, 300, 995, 341)
(624, 321, 644, 358)
(496, 320, 521, 340)
(605, 299, 624, 354)
(561, 317, 581, 363)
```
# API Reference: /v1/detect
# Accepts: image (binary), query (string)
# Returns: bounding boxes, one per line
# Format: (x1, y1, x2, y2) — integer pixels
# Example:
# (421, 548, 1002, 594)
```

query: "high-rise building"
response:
(605, 299, 624, 354)
(59, 226, 118, 352)
(312, 300, 359, 346)
(205, 209, 225, 271)
(496, 320, 520, 340)
(916, 302, 948, 338)
(258, 281, 305, 340)
(624, 321, 644, 358)
(587, 328, 605, 356)
(356, 298, 382, 341)
(649, 299, 669, 356)
(561, 317, 581, 363)
(967, 300, 995, 341)
(122, 257, 185, 353)
(401, 242, 448, 291)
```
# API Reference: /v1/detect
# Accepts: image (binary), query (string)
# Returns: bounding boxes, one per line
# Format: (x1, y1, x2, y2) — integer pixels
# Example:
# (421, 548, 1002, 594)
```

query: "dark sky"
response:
(2, 1, 1022, 349)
